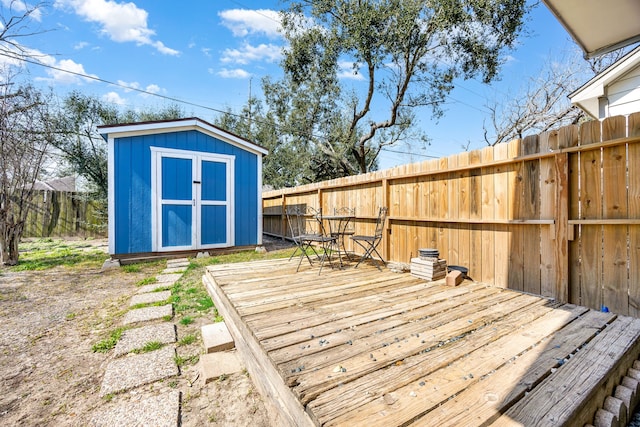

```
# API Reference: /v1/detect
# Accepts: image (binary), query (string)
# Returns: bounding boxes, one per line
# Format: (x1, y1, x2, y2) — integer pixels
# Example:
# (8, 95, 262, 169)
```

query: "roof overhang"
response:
(98, 117, 268, 156)
(542, 0, 640, 58)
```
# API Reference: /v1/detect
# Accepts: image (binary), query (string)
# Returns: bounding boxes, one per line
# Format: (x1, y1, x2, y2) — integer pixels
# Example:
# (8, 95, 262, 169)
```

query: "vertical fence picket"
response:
(602, 116, 629, 314)
(579, 120, 603, 311)
(629, 112, 640, 316)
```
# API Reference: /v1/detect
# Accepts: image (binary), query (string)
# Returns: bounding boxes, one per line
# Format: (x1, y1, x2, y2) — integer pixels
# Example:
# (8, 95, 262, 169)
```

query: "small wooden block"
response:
(446, 270, 463, 286)
(202, 322, 235, 353)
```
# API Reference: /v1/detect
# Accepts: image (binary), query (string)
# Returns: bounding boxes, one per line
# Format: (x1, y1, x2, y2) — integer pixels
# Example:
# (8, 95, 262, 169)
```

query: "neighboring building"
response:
(99, 118, 268, 257)
(570, 45, 640, 119)
(32, 176, 76, 192)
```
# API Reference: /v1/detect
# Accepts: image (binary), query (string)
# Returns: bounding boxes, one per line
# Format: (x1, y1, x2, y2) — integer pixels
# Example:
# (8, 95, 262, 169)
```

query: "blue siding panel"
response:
(112, 130, 259, 254)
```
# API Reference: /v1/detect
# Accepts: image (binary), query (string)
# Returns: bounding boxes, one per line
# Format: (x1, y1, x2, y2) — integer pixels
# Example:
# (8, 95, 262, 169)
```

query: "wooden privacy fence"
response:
(23, 191, 106, 238)
(263, 112, 640, 316)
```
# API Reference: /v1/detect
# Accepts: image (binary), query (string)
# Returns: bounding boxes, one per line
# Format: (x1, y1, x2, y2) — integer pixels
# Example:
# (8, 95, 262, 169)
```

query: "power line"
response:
(1, 52, 237, 115)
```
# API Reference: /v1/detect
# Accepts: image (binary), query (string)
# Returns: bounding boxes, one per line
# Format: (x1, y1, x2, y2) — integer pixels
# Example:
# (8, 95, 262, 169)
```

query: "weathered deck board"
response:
(204, 258, 640, 427)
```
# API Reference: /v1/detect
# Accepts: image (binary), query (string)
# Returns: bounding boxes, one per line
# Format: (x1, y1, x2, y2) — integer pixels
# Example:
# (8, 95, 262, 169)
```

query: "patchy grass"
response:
(133, 341, 163, 353)
(179, 316, 194, 326)
(136, 276, 158, 286)
(12, 238, 108, 271)
(92, 327, 127, 353)
(172, 246, 293, 320)
(178, 334, 197, 346)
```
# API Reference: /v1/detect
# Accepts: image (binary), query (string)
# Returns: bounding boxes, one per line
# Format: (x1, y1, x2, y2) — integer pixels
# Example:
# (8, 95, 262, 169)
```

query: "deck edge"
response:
(203, 270, 316, 427)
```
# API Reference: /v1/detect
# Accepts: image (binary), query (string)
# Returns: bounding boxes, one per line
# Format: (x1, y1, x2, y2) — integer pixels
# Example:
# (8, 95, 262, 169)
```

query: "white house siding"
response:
(607, 66, 640, 117)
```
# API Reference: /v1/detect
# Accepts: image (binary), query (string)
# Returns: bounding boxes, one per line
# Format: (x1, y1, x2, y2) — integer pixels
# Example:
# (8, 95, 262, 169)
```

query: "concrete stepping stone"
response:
(201, 351, 243, 384)
(91, 390, 180, 427)
(123, 304, 173, 325)
(137, 282, 172, 294)
(156, 273, 182, 283)
(100, 346, 178, 396)
(114, 323, 177, 357)
(130, 290, 172, 307)
(162, 266, 188, 274)
(202, 322, 234, 353)
(167, 258, 189, 268)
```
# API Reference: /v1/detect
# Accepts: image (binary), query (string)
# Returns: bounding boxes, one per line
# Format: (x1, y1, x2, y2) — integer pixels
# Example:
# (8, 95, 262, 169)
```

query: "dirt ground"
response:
(0, 238, 282, 426)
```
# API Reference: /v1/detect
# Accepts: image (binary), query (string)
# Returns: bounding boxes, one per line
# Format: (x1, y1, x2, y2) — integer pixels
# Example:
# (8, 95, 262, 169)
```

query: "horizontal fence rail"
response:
(263, 112, 640, 316)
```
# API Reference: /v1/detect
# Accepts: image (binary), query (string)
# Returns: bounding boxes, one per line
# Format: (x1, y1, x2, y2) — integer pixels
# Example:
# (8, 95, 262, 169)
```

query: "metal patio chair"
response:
(351, 207, 388, 270)
(286, 206, 336, 273)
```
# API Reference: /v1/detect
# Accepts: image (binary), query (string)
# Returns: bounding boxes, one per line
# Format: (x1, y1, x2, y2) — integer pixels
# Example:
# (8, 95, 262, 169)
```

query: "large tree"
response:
(54, 91, 185, 199)
(0, 73, 56, 265)
(214, 97, 310, 189)
(483, 47, 629, 145)
(270, 0, 530, 174)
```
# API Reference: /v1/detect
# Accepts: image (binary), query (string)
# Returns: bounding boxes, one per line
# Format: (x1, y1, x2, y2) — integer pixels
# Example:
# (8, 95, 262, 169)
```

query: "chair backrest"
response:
(286, 206, 303, 239)
(334, 207, 355, 233)
(374, 207, 388, 238)
(286, 206, 321, 237)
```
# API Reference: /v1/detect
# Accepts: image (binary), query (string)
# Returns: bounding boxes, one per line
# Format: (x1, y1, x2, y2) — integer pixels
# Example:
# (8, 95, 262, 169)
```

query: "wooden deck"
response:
(203, 258, 640, 426)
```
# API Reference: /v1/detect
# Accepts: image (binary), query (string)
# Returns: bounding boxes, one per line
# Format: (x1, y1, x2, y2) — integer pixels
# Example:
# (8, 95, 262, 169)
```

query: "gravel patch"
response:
(100, 346, 178, 396)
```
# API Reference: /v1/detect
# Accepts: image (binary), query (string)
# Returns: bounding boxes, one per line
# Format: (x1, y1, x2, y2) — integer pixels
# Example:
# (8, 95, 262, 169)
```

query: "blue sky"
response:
(2, 0, 581, 170)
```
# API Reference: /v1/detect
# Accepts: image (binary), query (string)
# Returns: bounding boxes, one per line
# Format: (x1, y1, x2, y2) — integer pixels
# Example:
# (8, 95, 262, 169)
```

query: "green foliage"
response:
(136, 276, 158, 286)
(174, 354, 199, 367)
(257, 0, 531, 178)
(178, 334, 197, 346)
(179, 316, 194, 325)
(53, 91, 185, 199)
(134, 341, 163, 353)
(92, 327, 126, 353)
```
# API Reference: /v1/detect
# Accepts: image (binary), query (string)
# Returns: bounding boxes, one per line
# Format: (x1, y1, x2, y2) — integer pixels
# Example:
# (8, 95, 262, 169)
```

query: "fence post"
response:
(554, 152, 569, 303)
(382, 178, 389, 263)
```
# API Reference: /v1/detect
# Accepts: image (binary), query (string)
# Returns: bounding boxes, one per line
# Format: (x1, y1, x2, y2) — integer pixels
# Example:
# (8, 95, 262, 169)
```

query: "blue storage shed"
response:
(99, 117, 268, 257)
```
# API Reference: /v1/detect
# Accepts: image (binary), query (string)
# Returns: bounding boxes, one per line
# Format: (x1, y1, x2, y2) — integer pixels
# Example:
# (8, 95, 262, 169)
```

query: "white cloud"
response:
(42, 58, 98, 84)
(55, 0, 179, 55)
(74, 41, 89, 50)
(219, 9, 281, 38)
(202, 47, 212, 58)
(145, 84, 160, 94)
(115, 80, 162, 96)
(102, 91, 127, 105)
(116, 80, 140, 92)
(0, 41, 97, 85)
(221, 43, 281, 65)
(217, 68, 251, 79)
(337, 61, 365, 81)
(1, 0, 42, 21)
